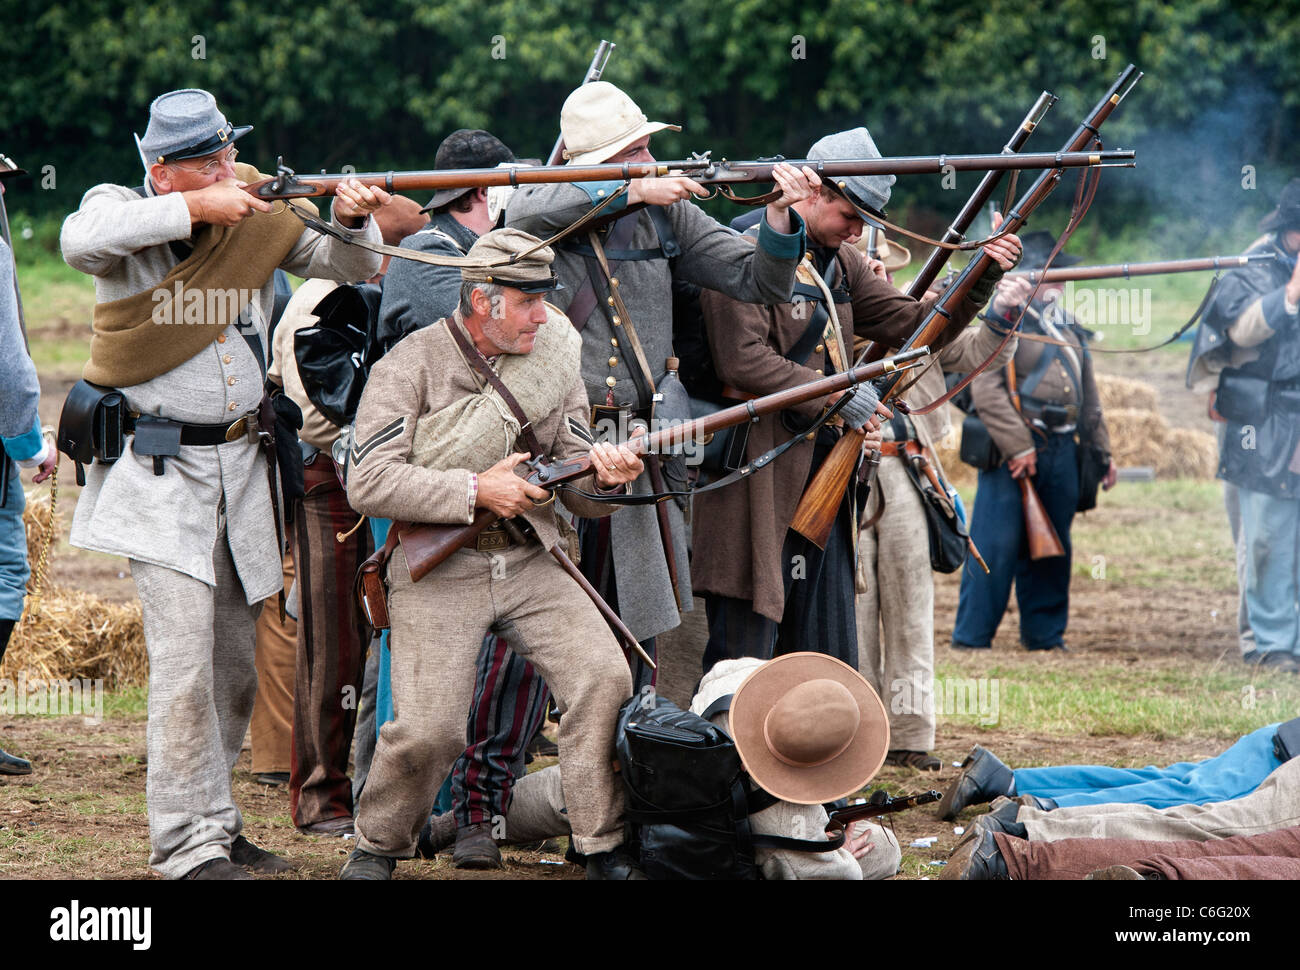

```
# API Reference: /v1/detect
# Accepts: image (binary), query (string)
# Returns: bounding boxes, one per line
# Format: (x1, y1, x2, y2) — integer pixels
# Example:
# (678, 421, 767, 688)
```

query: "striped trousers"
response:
(289, 457, 373, 828)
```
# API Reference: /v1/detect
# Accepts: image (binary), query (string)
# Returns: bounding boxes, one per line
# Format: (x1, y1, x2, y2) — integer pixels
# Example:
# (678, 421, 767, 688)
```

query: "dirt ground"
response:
(0, 359, 1251, 880)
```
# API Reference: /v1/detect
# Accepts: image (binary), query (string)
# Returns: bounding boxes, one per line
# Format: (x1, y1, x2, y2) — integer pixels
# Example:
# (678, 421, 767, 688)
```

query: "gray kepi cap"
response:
(808, 127, 894, 229)
(138, 89, 252, 165)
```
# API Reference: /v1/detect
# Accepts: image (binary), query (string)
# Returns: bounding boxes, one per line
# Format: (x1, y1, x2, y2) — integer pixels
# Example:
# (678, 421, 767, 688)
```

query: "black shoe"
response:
(255, 771, 290, 786)
(230, 835, 296, 874)
(951, 642, 989, 651)
(415, 812, 457, 859)
(585, 847, 647, 880)
(936, 745, 1016, 821)
(183, 857, 253, 880)
(1244, 650, 1300, 673)
(941, 820, 1010, 880)
(339, 848, 395, 880)
(0, 747, 32, 776)
(453, 822, 502, 870)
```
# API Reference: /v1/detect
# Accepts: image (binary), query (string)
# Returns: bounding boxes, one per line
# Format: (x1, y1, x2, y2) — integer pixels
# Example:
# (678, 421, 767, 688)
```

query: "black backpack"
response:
(615, 692, 844, 879)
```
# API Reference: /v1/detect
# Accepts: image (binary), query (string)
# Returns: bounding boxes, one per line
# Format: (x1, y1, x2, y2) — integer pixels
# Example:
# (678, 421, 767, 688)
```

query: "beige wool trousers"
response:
(856, 455, 937, 751)
(355, 542, 633, 858)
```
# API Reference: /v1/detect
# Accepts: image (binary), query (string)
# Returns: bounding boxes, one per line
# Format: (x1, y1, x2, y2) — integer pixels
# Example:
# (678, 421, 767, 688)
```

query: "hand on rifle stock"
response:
(1006, 451, 1037, 479)
(983, 212, 1023, 271)
(477, 452, 551, 517)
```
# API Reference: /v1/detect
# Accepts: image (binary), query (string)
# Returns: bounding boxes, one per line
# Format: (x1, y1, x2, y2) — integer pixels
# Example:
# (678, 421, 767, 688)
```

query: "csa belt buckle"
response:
(476, 528, 510, 552)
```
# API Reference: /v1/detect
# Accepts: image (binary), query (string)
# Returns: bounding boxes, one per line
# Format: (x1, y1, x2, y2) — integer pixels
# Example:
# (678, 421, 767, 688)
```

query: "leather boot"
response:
(936, 745, 1015, 820)
(453, 822, 502, 870)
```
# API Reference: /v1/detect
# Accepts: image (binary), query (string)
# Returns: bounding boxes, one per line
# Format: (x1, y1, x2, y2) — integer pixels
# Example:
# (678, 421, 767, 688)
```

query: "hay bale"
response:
(9, 484, 149, 686)
(7, 589, 147, 686)
(1159, 427, 1218, 480)
(1096, 374, 1159, 414)
(1104, 408, 1170, 468)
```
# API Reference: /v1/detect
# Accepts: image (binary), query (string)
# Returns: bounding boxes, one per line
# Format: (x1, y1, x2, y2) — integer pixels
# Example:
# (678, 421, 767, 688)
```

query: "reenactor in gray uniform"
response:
(60, 89, 385, 879)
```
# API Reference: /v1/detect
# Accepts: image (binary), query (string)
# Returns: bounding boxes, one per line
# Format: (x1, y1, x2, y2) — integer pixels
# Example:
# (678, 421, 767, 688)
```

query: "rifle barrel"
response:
(244, 150, 1134, 200)
(908, 90, 1057, 299)
(1008, 252, 1277, 284)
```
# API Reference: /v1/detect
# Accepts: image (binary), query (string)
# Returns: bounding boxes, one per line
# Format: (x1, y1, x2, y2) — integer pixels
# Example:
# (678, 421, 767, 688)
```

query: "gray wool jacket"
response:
(506, 182, 806, 641)
(61, 179, 381, 602)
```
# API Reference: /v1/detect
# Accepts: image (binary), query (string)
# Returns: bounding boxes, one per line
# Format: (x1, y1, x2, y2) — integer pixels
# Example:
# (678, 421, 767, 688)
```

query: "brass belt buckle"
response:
(476, 529, 509, 552)
(224, 416, 249, 442)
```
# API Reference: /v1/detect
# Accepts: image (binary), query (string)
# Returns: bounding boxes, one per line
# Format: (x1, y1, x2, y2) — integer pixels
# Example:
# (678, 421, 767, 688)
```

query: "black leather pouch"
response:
(57, 379, 126, 485)
(133, 417, 182, 476)
(1274, 716, 1300, 763)
(1215, 372, 1270, 424)
(959, 414, 1003, 471)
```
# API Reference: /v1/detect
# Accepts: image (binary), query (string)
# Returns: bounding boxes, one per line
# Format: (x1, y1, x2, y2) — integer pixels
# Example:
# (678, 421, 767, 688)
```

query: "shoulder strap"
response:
(443, 317, 545, 458)
(700, 693, 735, 722)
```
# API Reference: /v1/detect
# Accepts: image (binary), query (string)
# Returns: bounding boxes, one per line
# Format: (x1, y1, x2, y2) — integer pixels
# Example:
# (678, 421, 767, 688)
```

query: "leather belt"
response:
(123, 412, 261, 445)
(879, 439, 921, 458)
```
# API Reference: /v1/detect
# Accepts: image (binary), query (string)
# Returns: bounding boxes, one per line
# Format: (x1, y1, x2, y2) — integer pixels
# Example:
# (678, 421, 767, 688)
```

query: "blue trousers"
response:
(1237, 487, 1300, 657)
(0, 466, 29, 623)
(1015, 724, 1284, 808)
(952, 432, 1078, 650)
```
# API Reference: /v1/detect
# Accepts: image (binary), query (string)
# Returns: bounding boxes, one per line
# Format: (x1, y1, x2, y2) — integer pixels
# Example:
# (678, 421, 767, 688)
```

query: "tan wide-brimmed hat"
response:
(853, 233, 912, 272)
(729, 652, 890, 805)
(560, 81, 681, 166)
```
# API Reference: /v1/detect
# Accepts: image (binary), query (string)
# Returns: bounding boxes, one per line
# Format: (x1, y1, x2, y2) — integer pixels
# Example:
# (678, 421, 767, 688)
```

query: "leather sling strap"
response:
(444, 316, 545, 459)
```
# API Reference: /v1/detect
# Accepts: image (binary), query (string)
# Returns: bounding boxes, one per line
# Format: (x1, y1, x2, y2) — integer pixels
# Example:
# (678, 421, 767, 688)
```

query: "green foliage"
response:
(2, 1, 1297, 247)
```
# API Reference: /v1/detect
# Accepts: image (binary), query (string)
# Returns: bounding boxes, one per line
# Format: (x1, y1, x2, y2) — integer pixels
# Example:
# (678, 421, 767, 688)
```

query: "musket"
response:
(907, 91, 1057, 299)
(864, 225, 881, 262)
(825, 789, 943, 833)
(790, 65, 1143, 548)
(1008, 252, 1279, 284)
(385, 347, 933, 586)
(241, 149, 1135, 202)
(546, 40, 615, 166)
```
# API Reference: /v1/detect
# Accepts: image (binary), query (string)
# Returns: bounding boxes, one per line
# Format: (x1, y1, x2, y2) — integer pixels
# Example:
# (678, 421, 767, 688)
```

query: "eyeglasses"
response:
(170, 146, 238, 175)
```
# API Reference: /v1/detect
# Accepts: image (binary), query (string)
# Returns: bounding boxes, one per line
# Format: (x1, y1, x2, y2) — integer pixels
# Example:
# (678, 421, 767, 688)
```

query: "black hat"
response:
(1259, 179, 1300, 234)
(422, 129, 516, 213)
(0, 154, 28, 181)
(1017, 230, 1081, 272)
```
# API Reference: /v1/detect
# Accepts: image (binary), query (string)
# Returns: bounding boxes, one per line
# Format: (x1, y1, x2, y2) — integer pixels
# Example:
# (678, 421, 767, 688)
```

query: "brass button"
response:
(228, 402, 238, 412)
(610, 337, 619, 348)
(611, 315, 622, 326)
(216, 333, 227, 344)
(610, 277, 619, 287)
(815, 369, 823, 376)
(608, 356, 619, 367)
(222, 355, 232, 364)
(605, 376, 617, 388)
(596, 189, 606, 197)
(607, 296, 616, 306)
(227, 376, 237, 386)
(815, 343, 825, 354)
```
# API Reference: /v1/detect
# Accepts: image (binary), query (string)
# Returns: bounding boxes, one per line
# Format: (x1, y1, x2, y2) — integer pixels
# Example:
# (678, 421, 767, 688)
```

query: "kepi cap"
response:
(139, 89, 252, 165)
(809, 127, 893, 227)
(462, 228, 563, 294)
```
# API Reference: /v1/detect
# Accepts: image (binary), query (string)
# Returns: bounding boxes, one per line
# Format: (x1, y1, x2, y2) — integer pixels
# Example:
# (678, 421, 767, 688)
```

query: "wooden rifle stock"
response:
(788, 428, 866, 548)
(1018, 474, 1066, 560)
(383, 349, 932, 586)
(790, 67, 1141, 548)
